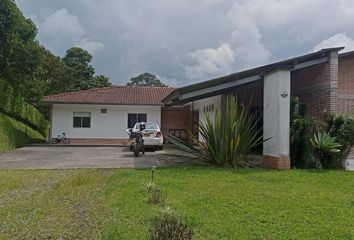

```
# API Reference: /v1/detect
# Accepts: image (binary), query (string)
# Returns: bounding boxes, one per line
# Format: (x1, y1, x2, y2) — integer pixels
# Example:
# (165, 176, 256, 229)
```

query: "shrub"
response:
(325, 113, 354, 168)
(0, 78, 49, 135)
(150, 207, 193, 240)
(169, 96, 263, 167)
(290, 97, 323, 168)
(145, 181, 166, 205)
(311, 132, 341, 169)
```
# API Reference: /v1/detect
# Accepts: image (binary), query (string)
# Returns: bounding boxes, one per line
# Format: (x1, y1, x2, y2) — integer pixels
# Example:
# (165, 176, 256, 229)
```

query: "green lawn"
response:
(0, 167, 353, 239)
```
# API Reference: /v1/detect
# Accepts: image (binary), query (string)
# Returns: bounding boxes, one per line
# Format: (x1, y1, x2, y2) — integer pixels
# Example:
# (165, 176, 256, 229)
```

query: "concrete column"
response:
(263, 68, 291, 169)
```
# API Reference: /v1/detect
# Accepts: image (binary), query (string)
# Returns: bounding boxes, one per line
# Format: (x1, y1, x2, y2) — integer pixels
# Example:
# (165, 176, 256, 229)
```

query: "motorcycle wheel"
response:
(133, 144, 140, 157)
(63, 138, 70, 144)
(141, 145, 145, 155)
(51, 138, 59, 144)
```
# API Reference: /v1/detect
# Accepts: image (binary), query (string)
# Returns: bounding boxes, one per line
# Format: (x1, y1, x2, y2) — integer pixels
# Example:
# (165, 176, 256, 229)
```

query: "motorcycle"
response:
(128, 123, 146, 157)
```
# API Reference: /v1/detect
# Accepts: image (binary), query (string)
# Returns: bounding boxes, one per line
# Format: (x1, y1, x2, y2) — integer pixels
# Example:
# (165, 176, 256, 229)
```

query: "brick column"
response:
(329, 51, 339, 113)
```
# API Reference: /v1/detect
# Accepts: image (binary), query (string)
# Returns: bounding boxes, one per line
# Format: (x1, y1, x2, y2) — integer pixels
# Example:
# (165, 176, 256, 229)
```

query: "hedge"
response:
(0, 114, 46, 152)
(0, 78, 49, 136)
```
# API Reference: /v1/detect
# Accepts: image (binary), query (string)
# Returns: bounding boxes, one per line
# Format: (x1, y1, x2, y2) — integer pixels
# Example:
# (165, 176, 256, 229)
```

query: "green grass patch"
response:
(0, 113, 45, 152)
(0, 167, 353, 239)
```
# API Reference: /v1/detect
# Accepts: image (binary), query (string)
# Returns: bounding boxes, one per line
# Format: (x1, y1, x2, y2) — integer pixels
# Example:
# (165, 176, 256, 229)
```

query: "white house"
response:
(43, 86, 175, 144)
(44, 47, 354, 169)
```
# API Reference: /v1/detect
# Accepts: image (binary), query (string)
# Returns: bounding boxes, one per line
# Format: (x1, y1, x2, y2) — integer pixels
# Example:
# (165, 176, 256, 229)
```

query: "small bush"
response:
(150, 207, 193, 240)
(145, 182, 165, 206)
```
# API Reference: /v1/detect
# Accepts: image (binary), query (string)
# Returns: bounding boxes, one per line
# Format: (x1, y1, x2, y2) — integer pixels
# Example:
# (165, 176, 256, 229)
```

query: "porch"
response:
(163, 47, 343, 169)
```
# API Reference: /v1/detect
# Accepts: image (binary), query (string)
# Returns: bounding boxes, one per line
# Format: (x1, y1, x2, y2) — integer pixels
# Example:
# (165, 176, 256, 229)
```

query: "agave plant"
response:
(310, 132, 341, 168)
(310, 132, 341, 153)
(169, 96, 263, 167)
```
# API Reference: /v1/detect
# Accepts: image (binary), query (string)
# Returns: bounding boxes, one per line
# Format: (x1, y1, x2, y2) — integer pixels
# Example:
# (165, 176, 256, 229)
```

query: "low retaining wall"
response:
(67, 138, 130, 145)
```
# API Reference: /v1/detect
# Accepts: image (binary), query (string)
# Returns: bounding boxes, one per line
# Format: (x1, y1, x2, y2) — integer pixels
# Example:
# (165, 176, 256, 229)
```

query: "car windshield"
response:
(144, 123, 158, 130)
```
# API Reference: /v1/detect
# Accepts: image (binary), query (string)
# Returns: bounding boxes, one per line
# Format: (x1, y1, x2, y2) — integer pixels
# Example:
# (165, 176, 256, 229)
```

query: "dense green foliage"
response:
(0, 0, 45, 103)
(0, 1, 111, 110)
(325, 113, 354, 168)
(127, 72, 167, 87)
(0, 79, 49, 135)
(0, 167, 353, 239)
(62, 47, 111, 92)
(37, 48, 74, 95)
(290, 97, 320, 168)
(170, 96, 262, 167)
(0, 114, 45, 152)
(290, 97, 354, 169)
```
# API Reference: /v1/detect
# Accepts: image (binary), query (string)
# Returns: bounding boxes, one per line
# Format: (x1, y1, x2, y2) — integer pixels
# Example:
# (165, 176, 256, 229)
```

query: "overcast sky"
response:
(16, 0, 354, 87)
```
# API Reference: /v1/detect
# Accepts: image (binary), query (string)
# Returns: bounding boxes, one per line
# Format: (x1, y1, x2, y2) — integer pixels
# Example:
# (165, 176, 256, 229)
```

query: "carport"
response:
(163, 47, 343, 169)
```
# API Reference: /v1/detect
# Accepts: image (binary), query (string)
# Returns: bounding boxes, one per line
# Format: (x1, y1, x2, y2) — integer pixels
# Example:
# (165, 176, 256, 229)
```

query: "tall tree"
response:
(37, 48, 74, 95)
(127, 72, 167, 87)
(62, 47, 95, 91)
(91, 75, 112, 88)
(62, 47, 111, 91)
(0, 0, 45, 103)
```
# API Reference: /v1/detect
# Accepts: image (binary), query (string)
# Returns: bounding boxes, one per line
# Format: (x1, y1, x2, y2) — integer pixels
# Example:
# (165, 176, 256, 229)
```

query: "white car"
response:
(131, 122, 164, 150)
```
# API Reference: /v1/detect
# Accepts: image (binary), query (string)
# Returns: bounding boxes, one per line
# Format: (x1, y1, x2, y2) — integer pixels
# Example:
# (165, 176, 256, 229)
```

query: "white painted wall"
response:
(192, 95, 222, 140)
(51, 104, 161, 139)
(263, 69, 291, 157)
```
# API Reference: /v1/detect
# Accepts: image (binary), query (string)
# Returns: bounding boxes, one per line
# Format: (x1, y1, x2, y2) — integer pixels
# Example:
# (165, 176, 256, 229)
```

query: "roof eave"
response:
(42, 101, 165, 106)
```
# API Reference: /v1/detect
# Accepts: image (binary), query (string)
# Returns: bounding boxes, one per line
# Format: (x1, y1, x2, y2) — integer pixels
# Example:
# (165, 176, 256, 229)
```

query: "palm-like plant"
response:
(169, 96, 263, 167)
(310, 132, 341, 168)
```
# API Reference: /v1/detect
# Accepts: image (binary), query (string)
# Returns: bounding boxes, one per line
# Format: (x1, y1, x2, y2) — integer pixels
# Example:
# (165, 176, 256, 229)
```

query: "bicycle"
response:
(51, 132, 70, 144)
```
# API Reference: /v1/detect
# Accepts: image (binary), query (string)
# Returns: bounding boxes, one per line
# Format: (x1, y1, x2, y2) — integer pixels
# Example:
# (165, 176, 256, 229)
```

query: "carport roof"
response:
(43, 86, 175, 106)
(162, 47, 344, 106)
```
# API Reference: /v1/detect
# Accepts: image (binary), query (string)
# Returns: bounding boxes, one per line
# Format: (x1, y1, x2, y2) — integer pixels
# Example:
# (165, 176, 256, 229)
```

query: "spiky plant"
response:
(310, 132, 341, 168)
(169, 96, 263, 167)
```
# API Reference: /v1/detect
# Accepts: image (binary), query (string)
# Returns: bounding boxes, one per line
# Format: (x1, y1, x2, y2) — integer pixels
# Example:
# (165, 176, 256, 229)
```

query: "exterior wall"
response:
(228, 80, 263, 108)
(51, 104, 161, 140)
(192, 95, 222, 140)
(161, 106, 191, 142)
(291, 52, 338, 118)
(337, 56, 354, 113)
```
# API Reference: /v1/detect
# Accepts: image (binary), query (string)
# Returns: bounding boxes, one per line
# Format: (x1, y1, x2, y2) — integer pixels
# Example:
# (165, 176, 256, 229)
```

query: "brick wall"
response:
(337, 55, 354, 113)
(291, 52, 339, 118)
(228, 80, 263, 108)
(161, 106, 191, 142)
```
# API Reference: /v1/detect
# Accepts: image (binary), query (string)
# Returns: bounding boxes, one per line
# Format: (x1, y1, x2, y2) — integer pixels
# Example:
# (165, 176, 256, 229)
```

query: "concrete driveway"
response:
(0, 146, 194, 169)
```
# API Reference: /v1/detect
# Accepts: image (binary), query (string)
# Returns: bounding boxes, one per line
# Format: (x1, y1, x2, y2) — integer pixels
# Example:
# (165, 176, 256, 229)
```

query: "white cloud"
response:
(313, 33, 354, 52)
(16, 0, 354, 85)
(184, 43, 234, 80)
(230, 23, 271, 69)
(75, 38, 105, 55)
(40, 8, 85, 41)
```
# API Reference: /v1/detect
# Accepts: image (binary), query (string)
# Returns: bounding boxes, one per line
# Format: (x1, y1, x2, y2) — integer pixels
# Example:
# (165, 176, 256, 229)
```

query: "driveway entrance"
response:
(0, 146, 192, 169)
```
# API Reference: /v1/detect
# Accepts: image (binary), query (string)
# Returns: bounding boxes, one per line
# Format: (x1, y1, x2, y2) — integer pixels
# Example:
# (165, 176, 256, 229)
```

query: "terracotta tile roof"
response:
(43, 86, 176, 106)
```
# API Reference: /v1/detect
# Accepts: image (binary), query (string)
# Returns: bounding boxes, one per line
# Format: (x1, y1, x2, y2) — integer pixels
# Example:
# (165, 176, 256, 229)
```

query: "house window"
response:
(73, 112, 91, 128)
(127, 113, 147, 128)
(101, 108, 107, 114)
(203, 104, 215, 113)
